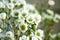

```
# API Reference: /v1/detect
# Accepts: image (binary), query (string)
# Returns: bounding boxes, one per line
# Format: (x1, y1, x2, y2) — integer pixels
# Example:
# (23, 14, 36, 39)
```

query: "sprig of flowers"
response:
(0, 0, 44, 40)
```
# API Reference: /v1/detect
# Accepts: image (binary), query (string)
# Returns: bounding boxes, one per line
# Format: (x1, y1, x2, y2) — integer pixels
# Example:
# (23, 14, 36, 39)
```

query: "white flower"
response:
(34, 14, 41, 25)
(11, 0, 19, 3)
(48, 0, 55, 6)
(0, 13, 6, 19)
(0, 29, 2, 33)
(6, 31, 14, 38)
(35, 29, 44, 38)
(21, 9, 28, 17)
(50, 34, 57, 38)
(11, 0, 26, 6)
(17, 0, 26, 5)
(53, 14, 60, 23)
(47, 9, 54, 16)
(25, 4, 35, 11)
(11, 10, 20, 17)
(19, 23, 28, 33)
(26, 14, 35, 23)
(42, 12, 53, 19)
(6, 3, 14, 9)
(3, 0, 9, 4)
(19, 35, 27, 40)
(42, 9, 54, 20)
(28, 8, 38, 14)
(18, 11, 25, 20)
(21, 36, 29, 40)
(0, 1, 5, 8)
(32, 36, 38, 40)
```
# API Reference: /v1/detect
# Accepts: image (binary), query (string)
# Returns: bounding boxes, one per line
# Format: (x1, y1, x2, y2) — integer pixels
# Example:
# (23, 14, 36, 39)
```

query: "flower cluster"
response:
(0, 0, 44, 40)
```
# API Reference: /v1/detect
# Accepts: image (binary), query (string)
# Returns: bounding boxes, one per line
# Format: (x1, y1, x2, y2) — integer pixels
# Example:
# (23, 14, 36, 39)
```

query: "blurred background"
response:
(26, 0, 60, 34)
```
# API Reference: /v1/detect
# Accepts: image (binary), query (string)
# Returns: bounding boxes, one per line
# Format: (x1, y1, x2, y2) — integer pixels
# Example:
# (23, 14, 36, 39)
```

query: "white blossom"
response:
(11, 0, 26, 6)
(6, 3, 14, 9)
(32, 36, 38, 40)
(0, 13, 6, 19)
(11, 10, 20, 17)
(34, 14, 41, 25)
(3, 0, 9, 4)
(26, 14, 35, 23)
(6, 31, 14, 38)
(0, 29, 2, 33)
(0, 2, 5, 8)
(19, 35, 27, 40)
(48, 0, 55, 6)
(42, 12, 53, 19)
(18, 12, 26, 21)
(50, 34, 57, 39)
(53, 14, 60, 23)
(0, 1, 5, 8)
(35, 29, 44, 38)
(19, 23, 28, 33)
(22, 9, 28, 17)
(25, 4, 35, 11)
(47, 9, 54, 16)
(42, 9, 54, 20)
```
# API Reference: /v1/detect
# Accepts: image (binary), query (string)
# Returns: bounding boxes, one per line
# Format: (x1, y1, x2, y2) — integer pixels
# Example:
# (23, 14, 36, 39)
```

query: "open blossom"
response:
(6, 31, 14, 38)
(21, 9, 28, 17)
(26, 14, 35, 23)
(42, 9, 54, 19)
(32, 36, 38, 40)
(11, 0, 26, 6)
(0, 29, 2, 33)
(50, 34, 57, 39)
(11, 10, 20, 17)
(42, 12, 53, 20)
(24, 4, 35, 11)
(42, 9, 54, 20)
(19, 35, 27, 40)
(0, 1, 5, 8)
(19, 35, 29, 40)
(53, 14, 60, 23)
(34, 14, 41, 25)
(48, 0, 55, 6)
(0, 13, 6, 19)
(35, 29, 44, 38)
(6, 3, 14, 9)
(46, 9, 54, 16)
(19, 23, 28, 33)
